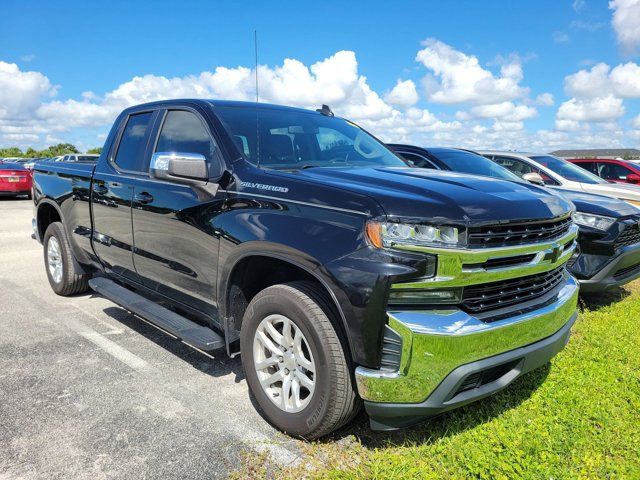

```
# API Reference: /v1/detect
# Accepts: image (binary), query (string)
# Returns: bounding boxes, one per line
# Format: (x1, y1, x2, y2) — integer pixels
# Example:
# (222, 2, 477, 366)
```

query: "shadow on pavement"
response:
(101, 304, 245, 382)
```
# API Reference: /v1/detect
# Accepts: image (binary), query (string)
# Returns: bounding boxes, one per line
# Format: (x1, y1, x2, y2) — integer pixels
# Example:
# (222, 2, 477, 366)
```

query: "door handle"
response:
(134, 192, 154, 204)
(94, 184, 108, 195)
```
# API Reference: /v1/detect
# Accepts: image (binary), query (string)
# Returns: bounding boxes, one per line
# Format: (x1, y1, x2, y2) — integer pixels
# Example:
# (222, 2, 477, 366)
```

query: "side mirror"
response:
(522, 172, 545, 186)
(150, 152, 208, 184)
(626, 173, 640, 184)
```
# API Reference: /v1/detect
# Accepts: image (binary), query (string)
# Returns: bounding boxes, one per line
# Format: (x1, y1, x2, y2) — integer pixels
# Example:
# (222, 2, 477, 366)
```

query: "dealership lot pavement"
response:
(0, 199, 300, 479)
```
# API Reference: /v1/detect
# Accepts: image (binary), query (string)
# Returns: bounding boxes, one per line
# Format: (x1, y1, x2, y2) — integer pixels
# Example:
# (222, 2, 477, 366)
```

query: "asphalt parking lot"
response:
(0, 199, 300, 479)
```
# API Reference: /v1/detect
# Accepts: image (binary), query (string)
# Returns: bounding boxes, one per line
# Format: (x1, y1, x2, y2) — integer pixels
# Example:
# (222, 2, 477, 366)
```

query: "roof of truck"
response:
(123, 98, 321, 115)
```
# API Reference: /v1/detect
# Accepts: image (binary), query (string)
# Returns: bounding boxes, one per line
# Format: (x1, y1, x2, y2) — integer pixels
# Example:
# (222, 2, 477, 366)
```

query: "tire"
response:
(240, 281, 359, 440)
(43, 222, 90, 296)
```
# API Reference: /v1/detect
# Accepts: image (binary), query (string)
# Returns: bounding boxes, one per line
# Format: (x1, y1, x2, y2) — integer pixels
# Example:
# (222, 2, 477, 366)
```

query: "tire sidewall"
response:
(43, 223, 67, 294)
(241, 286, 337, 437)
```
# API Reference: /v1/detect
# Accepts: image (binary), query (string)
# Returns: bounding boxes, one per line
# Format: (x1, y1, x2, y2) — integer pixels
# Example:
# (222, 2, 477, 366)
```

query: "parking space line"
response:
(3, 279, 302, 467)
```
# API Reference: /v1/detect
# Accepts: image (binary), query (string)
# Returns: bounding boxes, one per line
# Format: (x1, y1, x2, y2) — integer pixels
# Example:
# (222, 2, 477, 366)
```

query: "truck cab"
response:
(33, 100, 579, 438)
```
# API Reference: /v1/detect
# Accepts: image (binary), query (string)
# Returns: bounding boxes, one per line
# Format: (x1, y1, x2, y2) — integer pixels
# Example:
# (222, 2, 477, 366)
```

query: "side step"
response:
(89, 277, 225, 351)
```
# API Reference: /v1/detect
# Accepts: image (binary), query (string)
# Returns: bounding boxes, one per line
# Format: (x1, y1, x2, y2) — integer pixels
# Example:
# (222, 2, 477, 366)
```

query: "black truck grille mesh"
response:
(461, 266, 565, 314)
(615, 224, 640, 249)
(467, 216, 572, 247)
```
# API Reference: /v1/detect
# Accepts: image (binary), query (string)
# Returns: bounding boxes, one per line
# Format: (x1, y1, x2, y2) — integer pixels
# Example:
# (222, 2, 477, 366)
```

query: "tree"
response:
(87, 147, 102, 154)
(0, 147, 23, 158)
(47, 143, 79, 156)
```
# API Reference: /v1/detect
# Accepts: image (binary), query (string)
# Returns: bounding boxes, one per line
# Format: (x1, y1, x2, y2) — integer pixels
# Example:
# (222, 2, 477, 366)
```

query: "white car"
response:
(480, 151, 640, 208)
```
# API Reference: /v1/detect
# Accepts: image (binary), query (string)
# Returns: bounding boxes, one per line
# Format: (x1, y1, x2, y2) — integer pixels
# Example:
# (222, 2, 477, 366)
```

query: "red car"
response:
(0, 161, 32, 198)
(569, 158, 640, 185)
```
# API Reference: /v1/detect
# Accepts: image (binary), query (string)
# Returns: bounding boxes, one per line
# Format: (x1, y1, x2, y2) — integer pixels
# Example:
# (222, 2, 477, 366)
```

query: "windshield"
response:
(530, 155, 607, 184)
(431, 149, 522, 181)
(214, 106, 406, 170)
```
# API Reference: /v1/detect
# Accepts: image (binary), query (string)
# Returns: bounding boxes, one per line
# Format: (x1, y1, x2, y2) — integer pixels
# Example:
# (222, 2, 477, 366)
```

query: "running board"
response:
(89, 277, 224, 351)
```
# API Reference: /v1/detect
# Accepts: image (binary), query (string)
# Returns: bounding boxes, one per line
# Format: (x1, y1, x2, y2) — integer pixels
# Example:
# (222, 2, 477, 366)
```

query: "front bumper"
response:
(355, 274, 579, 430)
(573, 243, 640, 292)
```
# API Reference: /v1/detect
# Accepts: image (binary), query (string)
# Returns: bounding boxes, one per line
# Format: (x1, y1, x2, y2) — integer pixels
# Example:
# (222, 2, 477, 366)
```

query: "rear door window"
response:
(113, 112, 154, 172)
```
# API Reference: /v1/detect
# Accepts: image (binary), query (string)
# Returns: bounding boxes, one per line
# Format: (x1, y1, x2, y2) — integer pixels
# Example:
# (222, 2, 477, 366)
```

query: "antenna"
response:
(254, 30, 260, 167)
(254, 30, 259, 103)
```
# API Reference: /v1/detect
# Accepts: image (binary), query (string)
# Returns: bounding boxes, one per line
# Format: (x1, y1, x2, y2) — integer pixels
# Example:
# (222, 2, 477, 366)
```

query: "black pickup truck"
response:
(32, 100, 579, 438)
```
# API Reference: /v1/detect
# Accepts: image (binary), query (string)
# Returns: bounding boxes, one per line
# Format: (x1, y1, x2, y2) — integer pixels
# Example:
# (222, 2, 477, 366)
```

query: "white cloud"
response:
(564, 62, 640, 98)
(536, 93, 555, 106)
(609, 0, 640, 53)
(469, 102, 537, 121)
(564, 63, 611, 97)
(384, 79, 419, 107)
(0, 61, 55, 119)
(632, 114, 640, 128)
(573, 0, 585, 12)
(557, 94, 625, 122)
(555, 119, 583, 131)
(610, 62, 640, 96)
(0, 41, 637, 152)
(415, 38, 528, 105)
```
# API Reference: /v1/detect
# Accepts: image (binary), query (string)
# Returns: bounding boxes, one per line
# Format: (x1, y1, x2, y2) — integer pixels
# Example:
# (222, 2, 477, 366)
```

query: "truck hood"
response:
(551, 188, 639, 218)
(293, 167, 572, 224)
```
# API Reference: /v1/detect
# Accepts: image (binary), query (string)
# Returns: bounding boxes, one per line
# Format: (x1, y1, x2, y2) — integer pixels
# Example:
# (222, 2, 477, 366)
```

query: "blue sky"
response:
(1, 0, 639, 151)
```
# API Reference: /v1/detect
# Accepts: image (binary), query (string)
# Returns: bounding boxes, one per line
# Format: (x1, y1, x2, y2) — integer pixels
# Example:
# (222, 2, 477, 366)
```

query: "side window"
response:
(576, 161, 598, 175)
(155, 110, 221, 177)
(492, 156, 535, 177)
(397, 152, 437, 169)
(598, 162, 633, 181)
(493, 155, 560, 186)
(114, 112, 154, 172)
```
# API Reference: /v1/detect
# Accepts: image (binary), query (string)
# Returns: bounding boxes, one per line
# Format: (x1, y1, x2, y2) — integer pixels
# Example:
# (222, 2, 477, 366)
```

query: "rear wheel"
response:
(240, 281, 359, 439)
(43, 222, 90, 296)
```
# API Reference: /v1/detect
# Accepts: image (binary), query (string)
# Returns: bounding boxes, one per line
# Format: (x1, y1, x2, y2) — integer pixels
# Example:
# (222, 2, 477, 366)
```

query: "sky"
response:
(1, 0, 639, 153)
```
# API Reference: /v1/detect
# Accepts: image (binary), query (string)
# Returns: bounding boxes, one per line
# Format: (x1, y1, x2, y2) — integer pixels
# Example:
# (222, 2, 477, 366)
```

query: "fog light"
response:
(388, 288, 462, 305)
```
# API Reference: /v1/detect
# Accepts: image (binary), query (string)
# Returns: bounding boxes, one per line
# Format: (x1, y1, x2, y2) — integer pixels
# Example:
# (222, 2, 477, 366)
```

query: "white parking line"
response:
(5, 280, 302, 468)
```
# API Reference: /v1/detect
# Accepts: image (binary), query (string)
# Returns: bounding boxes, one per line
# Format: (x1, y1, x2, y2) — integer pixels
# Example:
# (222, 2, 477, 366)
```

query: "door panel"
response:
(132, 181, 226, 318)
(91, 173, 139, 282)
(131, 108, 227, 321)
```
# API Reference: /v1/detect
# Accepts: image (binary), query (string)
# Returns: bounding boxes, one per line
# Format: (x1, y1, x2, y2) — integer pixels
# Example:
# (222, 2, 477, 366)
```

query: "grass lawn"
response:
(238, 283, 640, 479)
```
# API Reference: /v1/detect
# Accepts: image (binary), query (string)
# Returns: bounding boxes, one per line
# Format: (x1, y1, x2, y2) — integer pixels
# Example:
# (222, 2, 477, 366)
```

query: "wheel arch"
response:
(219, 247, 355, 362)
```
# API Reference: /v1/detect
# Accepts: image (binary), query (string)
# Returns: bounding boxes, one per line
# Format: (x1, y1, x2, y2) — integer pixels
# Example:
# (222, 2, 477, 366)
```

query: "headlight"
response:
(366, 221, 463, 248)
(573, 212, 615, 231)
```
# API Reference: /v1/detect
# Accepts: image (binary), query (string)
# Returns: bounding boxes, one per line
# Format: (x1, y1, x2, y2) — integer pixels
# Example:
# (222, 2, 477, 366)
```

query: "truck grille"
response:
(615, 223, 640, 249)
(467, 216, 572, 248)
(461, 266, 565, 314)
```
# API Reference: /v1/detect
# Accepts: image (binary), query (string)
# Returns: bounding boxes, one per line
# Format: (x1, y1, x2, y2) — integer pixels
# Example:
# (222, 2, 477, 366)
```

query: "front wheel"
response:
(240, 281, 359, 439)
(43, 222, 90, 296)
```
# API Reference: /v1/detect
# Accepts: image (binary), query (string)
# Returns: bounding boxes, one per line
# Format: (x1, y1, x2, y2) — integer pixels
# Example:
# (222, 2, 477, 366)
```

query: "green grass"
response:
(255, 284, 640, 479)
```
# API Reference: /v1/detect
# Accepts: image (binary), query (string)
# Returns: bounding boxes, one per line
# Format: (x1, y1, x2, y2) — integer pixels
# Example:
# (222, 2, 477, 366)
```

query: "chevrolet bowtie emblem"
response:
(549, 246, 561, 263)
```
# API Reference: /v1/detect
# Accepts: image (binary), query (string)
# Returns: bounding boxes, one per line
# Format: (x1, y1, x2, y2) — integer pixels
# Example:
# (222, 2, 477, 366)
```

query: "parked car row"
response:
(0, 154, 99, 198)
(389, 145, 640, 292)
(27, 100, 640, 439)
